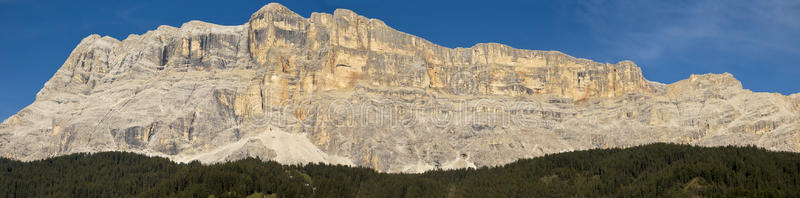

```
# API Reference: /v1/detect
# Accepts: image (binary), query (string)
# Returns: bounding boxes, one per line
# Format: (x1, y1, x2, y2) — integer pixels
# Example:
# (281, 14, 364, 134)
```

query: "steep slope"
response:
(1, 3, 798, 172)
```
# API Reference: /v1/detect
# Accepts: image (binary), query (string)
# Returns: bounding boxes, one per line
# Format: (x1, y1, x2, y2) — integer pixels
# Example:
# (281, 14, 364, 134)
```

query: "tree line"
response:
(1, 143, 799, 197)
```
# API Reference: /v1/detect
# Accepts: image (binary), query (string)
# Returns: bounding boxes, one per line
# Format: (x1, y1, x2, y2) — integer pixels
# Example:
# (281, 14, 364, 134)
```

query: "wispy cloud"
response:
(113, 3, 149, 28)
(574, 0, 800, 65)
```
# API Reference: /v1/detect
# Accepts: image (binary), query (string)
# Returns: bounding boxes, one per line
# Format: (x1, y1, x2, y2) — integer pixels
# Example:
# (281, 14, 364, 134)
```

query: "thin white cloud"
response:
(575, 0, 800, 65)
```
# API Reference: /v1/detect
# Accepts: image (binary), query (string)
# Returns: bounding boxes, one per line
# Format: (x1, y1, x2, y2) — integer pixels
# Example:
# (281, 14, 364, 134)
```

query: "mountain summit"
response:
(1, 3, 798, 173)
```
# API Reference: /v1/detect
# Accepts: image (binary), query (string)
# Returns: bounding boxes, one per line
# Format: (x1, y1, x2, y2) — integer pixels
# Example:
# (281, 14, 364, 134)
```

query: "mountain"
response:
(1, 3, 798, 173)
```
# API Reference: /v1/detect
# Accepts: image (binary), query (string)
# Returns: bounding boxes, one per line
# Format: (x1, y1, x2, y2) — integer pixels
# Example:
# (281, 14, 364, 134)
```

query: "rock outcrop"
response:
(1, 3, 798, 172)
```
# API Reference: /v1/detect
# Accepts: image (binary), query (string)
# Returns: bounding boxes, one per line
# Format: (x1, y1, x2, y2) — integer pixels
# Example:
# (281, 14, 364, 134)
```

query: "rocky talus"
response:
(1, 3, 798, 172)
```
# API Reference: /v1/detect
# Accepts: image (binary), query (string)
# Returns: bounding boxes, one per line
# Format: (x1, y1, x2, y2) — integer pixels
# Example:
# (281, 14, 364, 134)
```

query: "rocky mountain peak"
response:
(252, 2, 296, 16)
(667, 73, 743, 98)
(1, 3, 798, 173)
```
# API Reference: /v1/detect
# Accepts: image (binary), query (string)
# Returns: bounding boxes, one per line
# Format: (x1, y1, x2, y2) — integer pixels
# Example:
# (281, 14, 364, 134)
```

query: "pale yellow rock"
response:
(234, 81, 265, 118)
(0, 3, 798, 173)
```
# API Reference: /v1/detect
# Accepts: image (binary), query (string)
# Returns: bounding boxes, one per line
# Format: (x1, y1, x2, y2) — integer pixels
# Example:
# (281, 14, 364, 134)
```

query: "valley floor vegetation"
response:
(2, 143, 799, 197)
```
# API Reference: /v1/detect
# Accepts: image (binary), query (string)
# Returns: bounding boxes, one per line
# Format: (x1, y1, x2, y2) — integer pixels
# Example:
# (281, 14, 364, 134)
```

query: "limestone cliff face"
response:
(245, 4, 653, 100)
(1, 3, 798, 172)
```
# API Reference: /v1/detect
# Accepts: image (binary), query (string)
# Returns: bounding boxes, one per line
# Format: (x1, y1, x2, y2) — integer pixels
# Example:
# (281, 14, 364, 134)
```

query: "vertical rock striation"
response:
(1, 3, 798, 172)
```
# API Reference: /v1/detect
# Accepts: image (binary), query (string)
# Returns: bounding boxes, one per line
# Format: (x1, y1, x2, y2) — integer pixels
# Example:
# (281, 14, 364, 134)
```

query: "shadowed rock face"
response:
(1, 3, 798, 172)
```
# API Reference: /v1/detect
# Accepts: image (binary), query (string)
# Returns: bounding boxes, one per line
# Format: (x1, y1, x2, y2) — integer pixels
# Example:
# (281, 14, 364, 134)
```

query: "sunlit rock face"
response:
(1, 3, 798, 173)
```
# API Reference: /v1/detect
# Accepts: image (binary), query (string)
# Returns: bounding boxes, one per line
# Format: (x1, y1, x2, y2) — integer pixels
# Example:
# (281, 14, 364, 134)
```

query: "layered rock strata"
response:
(1, 3, 798, 172)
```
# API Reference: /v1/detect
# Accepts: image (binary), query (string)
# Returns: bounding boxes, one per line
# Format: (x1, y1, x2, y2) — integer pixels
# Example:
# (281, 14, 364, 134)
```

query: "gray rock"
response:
(1, 3, 798, 172)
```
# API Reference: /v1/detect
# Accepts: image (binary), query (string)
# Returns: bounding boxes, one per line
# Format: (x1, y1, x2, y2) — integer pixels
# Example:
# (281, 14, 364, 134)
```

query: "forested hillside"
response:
(2, 143, 799, 197)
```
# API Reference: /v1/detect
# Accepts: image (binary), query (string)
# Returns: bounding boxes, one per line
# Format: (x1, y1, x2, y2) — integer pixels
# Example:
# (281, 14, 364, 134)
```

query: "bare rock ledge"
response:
(1, 3, 798, 173)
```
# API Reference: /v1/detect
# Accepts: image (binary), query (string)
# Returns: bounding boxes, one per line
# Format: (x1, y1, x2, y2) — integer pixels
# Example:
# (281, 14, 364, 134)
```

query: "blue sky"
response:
(0, 0, 798, 121)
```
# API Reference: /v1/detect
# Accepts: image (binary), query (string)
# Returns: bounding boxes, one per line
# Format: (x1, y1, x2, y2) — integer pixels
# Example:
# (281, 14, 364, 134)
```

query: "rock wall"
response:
(1, 3, 798, 172)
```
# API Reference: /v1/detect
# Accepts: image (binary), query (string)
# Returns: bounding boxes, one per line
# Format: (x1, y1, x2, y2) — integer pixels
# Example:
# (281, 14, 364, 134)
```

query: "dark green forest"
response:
(2, 143, 800, 197)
